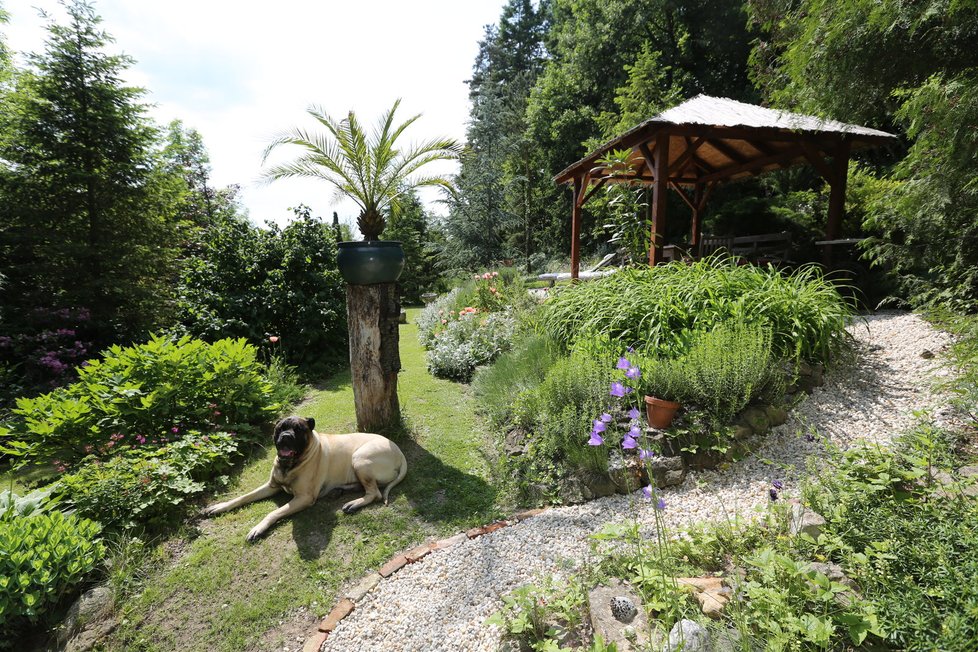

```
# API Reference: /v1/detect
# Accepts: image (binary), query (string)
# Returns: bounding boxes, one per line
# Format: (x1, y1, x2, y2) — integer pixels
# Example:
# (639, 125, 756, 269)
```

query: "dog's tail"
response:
(382, 450, 408, 505)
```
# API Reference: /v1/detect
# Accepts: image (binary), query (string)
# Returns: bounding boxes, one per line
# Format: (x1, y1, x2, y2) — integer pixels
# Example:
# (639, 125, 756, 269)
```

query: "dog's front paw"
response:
(341, 500, 363, 514)
(201, 502, 226, 516)
(246, 524, 266, 543)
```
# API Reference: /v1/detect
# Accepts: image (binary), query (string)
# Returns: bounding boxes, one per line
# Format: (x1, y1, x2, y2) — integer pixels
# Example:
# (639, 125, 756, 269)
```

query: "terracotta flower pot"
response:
(645, 395, 681, 429)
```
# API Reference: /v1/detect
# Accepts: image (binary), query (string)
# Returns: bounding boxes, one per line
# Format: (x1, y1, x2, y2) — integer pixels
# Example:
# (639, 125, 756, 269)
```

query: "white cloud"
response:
(2, 0, 504, 229)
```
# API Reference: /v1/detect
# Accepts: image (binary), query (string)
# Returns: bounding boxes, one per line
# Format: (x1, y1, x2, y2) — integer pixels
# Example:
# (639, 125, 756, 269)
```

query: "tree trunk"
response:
(346, 282, 401, 432)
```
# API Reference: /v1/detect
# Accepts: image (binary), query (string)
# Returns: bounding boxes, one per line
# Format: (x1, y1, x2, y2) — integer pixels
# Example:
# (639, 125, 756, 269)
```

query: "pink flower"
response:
(269, 336, 280, 343)
(171, 427, 180, 434)
(442, 319, 448, 324)
(213, 410, 222, 417)
(491, 271, 499, 277)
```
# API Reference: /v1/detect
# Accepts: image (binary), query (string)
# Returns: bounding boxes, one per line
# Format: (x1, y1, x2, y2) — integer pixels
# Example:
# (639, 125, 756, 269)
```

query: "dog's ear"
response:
(305, 417, 316, 432)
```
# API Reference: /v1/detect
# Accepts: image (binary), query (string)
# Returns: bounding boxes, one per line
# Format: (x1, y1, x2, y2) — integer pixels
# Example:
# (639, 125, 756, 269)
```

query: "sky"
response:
(2, 0, 507, 230)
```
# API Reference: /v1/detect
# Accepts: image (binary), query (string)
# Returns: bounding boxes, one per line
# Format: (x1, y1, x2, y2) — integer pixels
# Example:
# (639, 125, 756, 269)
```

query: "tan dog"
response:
(203, 416, 407, 542)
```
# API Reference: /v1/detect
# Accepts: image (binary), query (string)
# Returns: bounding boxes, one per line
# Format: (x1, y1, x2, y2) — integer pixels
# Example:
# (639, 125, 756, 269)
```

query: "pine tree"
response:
(0, 0, 179, 343)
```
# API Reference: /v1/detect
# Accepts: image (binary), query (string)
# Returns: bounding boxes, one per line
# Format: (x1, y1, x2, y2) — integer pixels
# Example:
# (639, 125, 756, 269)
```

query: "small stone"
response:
(609, 596, 637, 622)
(667, 619, 711, 652)
(378, 554, 409, 578)
(318, 598, 354, 632)
(482, 521, 508, 535)
(344, 572, 382, 602)
(302, 631, 328, 652)
(789, 504, 827, 539)
(920, 349, 934, 359)
(504, 428, 529, 456)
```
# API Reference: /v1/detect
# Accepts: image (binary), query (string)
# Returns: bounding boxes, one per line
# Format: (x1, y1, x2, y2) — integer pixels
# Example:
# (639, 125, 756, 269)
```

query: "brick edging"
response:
(301, 508, 549, 652)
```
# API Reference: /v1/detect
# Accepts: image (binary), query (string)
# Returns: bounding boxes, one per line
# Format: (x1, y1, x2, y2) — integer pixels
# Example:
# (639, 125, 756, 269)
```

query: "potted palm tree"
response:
(261, 99, 461, 285)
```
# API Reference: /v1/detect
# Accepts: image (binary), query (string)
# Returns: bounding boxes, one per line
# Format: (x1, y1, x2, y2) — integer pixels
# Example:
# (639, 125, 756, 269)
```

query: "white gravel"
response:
(324, 312, 954, 652)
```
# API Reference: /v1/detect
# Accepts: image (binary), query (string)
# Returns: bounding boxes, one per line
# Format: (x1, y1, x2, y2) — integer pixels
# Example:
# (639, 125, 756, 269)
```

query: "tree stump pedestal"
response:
(346, 282, 401, 432)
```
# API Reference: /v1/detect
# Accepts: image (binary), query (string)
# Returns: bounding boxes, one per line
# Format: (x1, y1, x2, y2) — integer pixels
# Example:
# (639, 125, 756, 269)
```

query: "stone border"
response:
(300, 508, 549, 652)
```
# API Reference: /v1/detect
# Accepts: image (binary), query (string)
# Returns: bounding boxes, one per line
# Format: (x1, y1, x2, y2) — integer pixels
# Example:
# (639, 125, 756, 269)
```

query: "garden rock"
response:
(56, 585, 113, 644)
(732, 425, 753, 441)
(676, 577, 730, 620)
(958, 466, 978, 497)
(764, 405, 788, 427)
(738, 407, 770, 434)
(712, 627, 743, 652)
(584, 472, 619, 499)
(559, 477, 587, 504)
(504, 428, 529, 456)
(648, 455, 686, 488)
(789, 504, 826, 539)
(666, 619, 711, 652)
(609, 456, 646, 494)
(588, 580, 651, 652)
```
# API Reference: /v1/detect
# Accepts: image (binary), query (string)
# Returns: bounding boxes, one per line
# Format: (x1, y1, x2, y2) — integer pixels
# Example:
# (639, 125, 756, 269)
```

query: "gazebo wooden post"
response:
(691, 183, 703, 248)
(648, 132, 670, 266)
(823, 139, 852, 266)
(571, 176, 582, 280)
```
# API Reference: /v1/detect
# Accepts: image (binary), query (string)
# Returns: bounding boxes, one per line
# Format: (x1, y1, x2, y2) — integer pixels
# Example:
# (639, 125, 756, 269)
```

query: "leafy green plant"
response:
(425, 311, 518, 381)
(0, 510, 105, 641)
(541, 257, 853, 363)
(4, 335, 277, 468)
(175, 208, 348, 376)
(671, 322, 783, 425)
(473, 334, 562, 426)
(57, 430, 242, 532)
(736, 547, 883, 648)
(261, 99, 461, 241)
(486, 576, 590, 652)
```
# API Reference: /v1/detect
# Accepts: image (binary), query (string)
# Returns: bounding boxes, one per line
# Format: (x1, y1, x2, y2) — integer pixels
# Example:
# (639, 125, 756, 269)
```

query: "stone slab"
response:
(344, 572, 382, 602)
(513, 508, 547, 521)
(378, 554, 409, 578)
(302, 631, 328, 652)
(405, 543, 434, 563)
(318, 598, 354, 632)
(432, 532, 467, 550)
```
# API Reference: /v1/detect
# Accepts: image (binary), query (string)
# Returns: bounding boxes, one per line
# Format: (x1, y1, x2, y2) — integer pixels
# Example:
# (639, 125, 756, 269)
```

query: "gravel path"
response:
(324, 312, 953, 652)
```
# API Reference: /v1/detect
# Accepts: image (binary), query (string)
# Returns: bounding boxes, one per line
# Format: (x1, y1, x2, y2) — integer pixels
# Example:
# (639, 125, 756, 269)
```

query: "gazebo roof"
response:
(554, 95, 897, 186)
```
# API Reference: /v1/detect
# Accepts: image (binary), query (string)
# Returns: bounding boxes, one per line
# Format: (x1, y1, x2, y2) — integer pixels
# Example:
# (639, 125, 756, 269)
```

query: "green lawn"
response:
(105, 307, 506, 652)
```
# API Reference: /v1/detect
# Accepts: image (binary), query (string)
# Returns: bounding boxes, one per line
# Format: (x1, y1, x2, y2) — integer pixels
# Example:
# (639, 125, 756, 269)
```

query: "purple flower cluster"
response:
(587, 353, 663, 509)
(769, 479, 784, 501)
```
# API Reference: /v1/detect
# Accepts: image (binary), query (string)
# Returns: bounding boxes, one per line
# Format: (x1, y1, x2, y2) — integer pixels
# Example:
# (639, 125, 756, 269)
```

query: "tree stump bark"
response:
(346, 282, 401, 432)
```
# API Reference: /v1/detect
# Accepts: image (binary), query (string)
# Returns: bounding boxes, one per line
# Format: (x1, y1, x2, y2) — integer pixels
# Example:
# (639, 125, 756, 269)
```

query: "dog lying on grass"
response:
(202, 416, 407, 542)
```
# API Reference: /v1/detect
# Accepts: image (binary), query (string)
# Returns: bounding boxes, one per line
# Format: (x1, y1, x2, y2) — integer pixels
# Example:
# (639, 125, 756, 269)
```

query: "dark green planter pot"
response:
(337, 241, 405, 285)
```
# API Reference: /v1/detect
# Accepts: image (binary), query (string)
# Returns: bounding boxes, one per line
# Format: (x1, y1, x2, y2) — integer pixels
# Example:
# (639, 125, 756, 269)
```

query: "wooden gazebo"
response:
(553, 95, 897, 277)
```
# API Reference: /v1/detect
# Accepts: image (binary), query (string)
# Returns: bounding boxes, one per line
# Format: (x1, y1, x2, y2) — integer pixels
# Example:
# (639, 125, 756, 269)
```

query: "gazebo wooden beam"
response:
(798, 140, 837, 184)
(669, 181, 697, 211)
(697, 146, 807, 184)
(578, 177, 607, 206)
(649, 132, 670, 266)
(667, 136, 706, 177)
(706, 137, 752, 166)
(571, 176, 582, 279)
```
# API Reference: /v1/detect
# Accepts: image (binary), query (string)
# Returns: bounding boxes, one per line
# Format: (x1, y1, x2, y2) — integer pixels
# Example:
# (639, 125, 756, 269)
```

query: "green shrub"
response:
(57, 430, 242, 532)
(0, 510, 104, 640)
(425, 311, 518, 381)
(509, 351, 611, 486)
(541, 257, 853, 363)
(175, 209, 347, 375)
(803, 426, 978, 649)
(661, 322, 783, 425)
(473, 334, 562, 427)
(6, 335, 277, 468)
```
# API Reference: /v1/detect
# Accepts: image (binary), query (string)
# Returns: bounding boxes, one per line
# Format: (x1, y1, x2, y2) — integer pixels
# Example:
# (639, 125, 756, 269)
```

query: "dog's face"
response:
(273, 416, 316, 465)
